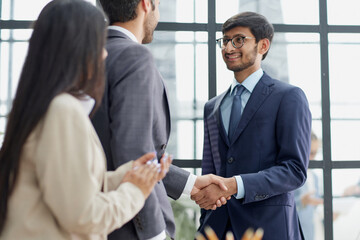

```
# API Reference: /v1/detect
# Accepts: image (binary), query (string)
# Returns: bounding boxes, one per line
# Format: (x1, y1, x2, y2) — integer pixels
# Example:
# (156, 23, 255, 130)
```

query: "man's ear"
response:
(258, 38, 270, 56)
(140, 0, 152, 13)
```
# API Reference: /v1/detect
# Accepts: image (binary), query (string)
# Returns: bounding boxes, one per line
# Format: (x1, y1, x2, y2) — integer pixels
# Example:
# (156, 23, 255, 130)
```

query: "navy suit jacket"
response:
(199, 73, 311, 240)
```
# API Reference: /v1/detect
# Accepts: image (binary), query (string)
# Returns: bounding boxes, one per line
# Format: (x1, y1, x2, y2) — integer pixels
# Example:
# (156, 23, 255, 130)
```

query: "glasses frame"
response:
(216, 35, 256, 49)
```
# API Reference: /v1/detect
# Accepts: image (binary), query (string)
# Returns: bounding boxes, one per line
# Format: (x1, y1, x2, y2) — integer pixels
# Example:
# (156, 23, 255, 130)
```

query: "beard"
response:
(142, 11, 158, 44)
(226, 44, 258, 72)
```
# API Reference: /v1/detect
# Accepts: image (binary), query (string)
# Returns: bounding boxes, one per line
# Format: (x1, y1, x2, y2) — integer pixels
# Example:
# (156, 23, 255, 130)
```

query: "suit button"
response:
(161, 144, 167, 150)
(227, 157, 234, 163)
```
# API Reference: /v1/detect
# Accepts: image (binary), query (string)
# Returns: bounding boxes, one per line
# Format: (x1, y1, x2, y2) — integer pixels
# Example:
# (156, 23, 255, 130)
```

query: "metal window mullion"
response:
(6, 0, 15, 124)
(207, 0, 216, 99)
(319, 0, 333, 239)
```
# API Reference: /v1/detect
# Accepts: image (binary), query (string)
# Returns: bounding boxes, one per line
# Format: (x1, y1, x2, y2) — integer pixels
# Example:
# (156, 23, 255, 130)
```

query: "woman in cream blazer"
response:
(0, 0, 170, 239)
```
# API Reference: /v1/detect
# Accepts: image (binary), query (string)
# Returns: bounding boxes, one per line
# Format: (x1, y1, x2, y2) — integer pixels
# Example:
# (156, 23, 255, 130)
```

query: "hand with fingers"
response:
(191, 176, 236, 210)
(121, 152, 172, 198)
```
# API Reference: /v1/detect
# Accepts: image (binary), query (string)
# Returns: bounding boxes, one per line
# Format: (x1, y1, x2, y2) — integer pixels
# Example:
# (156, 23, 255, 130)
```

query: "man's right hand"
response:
(191, 175, 235, 210)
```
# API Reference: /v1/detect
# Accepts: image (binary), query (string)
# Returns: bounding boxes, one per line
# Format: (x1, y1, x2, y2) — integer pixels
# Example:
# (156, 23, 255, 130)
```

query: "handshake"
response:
(123, 152, 236, 210)
(190, 174, 237, 210)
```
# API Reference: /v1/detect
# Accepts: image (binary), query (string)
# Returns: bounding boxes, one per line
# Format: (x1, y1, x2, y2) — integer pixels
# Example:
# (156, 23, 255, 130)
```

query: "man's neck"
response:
(112, 21, 144, 43)
(234, 66, 261, 84)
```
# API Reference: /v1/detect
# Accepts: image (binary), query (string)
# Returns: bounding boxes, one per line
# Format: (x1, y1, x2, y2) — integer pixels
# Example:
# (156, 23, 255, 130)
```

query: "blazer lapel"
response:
(206, 90, 229, 174)
(212, 89, 230, 147)
(162, 80, 171, 139)
(229, 75, 274, 145)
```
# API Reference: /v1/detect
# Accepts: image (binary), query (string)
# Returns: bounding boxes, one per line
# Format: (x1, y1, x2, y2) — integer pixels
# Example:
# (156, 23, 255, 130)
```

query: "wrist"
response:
(225, 177, 237, 196)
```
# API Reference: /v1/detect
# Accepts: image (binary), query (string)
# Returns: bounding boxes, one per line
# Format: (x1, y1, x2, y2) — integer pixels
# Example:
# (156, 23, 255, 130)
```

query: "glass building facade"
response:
(1, 0, 360, 239)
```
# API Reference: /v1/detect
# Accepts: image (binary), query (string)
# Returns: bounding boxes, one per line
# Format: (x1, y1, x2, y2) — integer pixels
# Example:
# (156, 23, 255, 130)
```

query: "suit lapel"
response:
(212, 89, 230, 147)
(229, 75, 274, 145)
(206, 90, 228, 174)
(162, 80, 171, 139)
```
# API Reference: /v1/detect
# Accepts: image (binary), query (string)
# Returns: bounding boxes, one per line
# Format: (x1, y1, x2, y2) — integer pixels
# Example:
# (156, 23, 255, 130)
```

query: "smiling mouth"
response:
(225, 53, 242, 61)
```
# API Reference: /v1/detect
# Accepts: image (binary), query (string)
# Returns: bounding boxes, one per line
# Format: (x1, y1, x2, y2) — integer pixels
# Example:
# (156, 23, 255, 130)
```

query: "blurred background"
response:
(1, 0, 360, 239)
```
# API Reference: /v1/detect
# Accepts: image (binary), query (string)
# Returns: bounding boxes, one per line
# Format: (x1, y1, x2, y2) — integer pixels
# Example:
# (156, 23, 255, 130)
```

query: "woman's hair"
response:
(0, 0, 107, 233)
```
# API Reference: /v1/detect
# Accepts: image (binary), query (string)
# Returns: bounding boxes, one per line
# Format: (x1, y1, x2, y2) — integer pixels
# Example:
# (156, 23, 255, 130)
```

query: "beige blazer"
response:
(1, 93, 145, 240)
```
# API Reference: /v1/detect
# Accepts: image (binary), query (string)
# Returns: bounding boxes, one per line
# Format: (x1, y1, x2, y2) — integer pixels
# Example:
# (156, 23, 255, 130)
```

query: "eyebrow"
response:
(223, 34, 246, 38)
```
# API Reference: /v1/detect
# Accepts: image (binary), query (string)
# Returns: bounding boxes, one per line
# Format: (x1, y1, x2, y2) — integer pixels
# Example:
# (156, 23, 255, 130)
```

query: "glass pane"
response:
(3, 0, 96, 20)
(1, 29, 32, 41)
(159, 0, 207, 23)
(329, 34, 360, 119)
(295, 169, 324, 240)
(13, 0, 52, 20)
(1, 42, 10, 102)
(175, 120, 194, 159)
(216, 0, 319, 24)
(331, 121, 360, 161)
(216, 32, 321, 119)
(0, 117, 5, 146)
(11, 42, 28, 98)
(196, 120, 204, 159)
(311, 121, 323, 161)
(148, 31, 208, 159)
(149, 31, 208, 119)
(332, 169, 360, 240)
(328, 0, 360, 25)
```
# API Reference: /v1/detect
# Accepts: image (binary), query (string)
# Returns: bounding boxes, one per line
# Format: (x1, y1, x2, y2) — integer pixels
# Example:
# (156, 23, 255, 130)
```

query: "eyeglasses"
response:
(216, 35, 255, 49)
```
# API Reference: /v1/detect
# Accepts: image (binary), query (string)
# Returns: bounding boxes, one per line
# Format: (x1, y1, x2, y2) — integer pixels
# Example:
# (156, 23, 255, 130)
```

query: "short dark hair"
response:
(0, 0, 107, 233)
(100, 0, 155, 25)
(222, 12, 274, 60)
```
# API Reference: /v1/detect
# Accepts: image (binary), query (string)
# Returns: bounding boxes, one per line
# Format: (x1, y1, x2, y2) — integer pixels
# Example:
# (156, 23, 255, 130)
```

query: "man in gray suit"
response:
(92, 0, 227, 239)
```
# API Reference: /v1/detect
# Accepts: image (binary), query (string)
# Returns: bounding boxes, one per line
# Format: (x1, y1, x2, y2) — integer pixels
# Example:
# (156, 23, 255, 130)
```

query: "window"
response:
(1, 0, 360, 239)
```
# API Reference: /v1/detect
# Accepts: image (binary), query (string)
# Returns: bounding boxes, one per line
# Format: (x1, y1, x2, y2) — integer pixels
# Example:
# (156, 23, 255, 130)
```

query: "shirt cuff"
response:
(182, 173, 197, 195)
(146, 230, 166, 240)
(234, 175, 245, 199)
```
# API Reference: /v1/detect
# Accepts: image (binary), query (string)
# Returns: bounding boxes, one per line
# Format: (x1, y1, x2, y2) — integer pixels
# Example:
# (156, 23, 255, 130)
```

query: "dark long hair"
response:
(0, 0, 107, 233)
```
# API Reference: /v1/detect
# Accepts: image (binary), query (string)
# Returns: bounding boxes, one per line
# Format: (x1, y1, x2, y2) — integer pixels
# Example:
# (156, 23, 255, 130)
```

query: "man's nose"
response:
(224, 41, 236, 52)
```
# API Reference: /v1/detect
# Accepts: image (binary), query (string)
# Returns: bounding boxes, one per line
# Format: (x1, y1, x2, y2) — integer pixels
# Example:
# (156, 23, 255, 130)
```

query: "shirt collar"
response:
(230, 68, 264, 95)
(108, 25, 139, 43)
(78, 95, 95, 116)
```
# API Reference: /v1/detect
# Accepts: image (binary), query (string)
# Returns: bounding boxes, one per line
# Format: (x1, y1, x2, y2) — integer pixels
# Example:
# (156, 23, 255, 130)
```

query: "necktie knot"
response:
(234, 84, 245, 97)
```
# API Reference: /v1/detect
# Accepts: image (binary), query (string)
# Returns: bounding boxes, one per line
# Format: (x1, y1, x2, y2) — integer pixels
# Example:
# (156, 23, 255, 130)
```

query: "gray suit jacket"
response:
(91, 29, 190, 240)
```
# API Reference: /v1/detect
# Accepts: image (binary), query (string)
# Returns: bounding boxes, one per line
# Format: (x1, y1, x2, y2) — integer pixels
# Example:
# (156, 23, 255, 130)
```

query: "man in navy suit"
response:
(192, 12, 311, 240)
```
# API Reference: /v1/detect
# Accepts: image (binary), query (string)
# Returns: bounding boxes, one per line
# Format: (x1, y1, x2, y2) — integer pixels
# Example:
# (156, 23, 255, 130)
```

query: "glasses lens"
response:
(217, 39, 224, 48)
(233, 36, 244, 48)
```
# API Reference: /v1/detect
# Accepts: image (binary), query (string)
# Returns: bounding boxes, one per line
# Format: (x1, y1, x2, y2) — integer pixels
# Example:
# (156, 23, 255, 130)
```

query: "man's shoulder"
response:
(204, 90, 228, 114)
(106, 39, 154, 67)
(107, 36, 152, 55)
(261, 73, 301, 93)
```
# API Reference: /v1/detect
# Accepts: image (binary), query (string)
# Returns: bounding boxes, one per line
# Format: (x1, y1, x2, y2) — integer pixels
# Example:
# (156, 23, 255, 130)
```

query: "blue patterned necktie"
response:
(228, 85, 245, 140)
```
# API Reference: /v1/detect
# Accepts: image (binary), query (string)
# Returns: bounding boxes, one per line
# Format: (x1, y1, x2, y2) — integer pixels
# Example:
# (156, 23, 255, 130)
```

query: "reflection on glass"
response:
(328, 0, 360, 25)
(331, 121, 360, 161)
(215, 0, 318, 24)
(332, 169, 360, 240)
(159, 0, 207, 23)
(329, 34, 360, 119)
